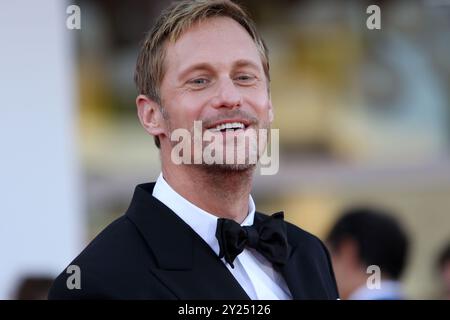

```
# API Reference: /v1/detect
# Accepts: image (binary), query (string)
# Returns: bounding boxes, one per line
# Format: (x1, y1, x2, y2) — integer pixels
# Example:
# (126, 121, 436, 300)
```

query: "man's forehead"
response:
(164, 16, 263, 73)
(171, 16, 252, 45)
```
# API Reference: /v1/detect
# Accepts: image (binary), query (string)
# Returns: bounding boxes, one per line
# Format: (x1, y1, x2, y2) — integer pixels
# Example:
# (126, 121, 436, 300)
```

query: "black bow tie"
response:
(215, 212, 289, 268)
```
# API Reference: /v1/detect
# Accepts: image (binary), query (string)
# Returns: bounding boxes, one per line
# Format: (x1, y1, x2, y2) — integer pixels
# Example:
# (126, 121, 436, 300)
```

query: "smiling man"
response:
(49, 0, 339, 300)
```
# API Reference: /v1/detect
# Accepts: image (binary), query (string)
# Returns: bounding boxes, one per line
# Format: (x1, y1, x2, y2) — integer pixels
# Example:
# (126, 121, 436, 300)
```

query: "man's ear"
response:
(136, 94, 166, 138)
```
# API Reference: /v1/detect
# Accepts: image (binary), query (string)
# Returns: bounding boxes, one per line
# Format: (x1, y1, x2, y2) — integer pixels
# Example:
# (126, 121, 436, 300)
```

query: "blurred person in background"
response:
(48, 0, 338, 300)
(436, 241, 450, 300)
(13, 276, 53, 300)
(326, 206, 409, 300)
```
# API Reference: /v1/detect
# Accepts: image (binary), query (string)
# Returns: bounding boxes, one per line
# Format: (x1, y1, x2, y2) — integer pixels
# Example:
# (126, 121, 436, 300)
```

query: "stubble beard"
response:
(165, 112, 270, 174)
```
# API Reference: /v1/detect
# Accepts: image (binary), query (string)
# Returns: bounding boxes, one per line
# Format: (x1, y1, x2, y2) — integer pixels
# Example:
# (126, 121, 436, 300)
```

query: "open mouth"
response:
(207, 121, 249, 133)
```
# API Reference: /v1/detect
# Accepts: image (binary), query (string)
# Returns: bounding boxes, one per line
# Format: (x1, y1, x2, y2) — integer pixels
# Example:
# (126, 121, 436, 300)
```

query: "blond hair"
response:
(134, 0, 270, 147)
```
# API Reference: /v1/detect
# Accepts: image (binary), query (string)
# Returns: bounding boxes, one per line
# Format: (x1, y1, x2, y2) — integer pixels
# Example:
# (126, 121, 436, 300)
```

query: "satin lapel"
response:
(126, 183, 250, 300)
(278, 245, 306, 299)
(278, 242, 337, 299)
(254, 212, 302, 298)
(255, 212, 329, 299)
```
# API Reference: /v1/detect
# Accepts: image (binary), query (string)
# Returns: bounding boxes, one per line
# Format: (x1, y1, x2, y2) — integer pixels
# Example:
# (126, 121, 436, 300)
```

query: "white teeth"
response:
(210, 122, 245, 132)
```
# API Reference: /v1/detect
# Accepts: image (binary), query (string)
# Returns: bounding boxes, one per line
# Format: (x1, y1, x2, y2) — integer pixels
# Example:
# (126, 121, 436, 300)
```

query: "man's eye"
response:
(188, 78, 209, 86)
(235, 75, 256, 83)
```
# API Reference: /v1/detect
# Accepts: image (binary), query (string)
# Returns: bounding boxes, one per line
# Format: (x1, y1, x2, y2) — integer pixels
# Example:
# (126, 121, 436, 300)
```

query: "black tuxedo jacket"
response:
(48, 183, 339, 300)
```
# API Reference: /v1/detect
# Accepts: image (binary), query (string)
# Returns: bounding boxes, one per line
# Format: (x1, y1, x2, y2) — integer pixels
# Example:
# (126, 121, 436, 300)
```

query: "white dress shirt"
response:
(152, 173, 292, 300)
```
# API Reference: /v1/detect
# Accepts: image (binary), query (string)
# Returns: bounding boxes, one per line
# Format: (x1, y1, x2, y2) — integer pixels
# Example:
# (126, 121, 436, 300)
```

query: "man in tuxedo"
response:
(48, 0, 339, 300)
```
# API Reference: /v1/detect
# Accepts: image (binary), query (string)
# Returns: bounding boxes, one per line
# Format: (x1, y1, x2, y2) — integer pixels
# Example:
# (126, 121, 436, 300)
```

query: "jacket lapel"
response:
(253, 212, 300, 298)
(278, 242, 336, 299)
(126, 183, 250, 300)
(255, 212, 334, 299)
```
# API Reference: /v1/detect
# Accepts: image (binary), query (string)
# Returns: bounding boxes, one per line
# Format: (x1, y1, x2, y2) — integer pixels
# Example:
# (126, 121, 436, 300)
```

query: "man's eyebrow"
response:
(177, 60, 262, 80)
(178, 63, 213, 81)
(232, 59, 261, 72)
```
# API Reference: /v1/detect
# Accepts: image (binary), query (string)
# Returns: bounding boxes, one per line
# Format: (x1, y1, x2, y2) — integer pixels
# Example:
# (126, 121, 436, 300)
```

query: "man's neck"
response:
(161, 164, 254, 223)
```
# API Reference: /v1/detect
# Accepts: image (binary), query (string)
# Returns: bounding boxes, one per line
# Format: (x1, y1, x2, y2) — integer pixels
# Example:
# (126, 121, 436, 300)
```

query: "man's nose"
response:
(210, 77, 242, 109)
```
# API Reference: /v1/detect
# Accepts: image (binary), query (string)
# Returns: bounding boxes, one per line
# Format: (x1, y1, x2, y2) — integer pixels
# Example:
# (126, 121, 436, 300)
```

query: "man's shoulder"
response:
(284, 220, 327, 249)
(55, 182, 160, 273)
(72, 215, 143, 263)
(48, 215, 156, 299)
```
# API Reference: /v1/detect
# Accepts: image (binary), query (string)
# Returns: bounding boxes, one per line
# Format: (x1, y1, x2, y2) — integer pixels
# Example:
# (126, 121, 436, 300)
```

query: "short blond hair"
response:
(134, 0, 270, 147)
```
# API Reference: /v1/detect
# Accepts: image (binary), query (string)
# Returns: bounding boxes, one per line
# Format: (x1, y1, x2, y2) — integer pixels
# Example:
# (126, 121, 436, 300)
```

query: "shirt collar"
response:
(152, 173, 255, 256)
